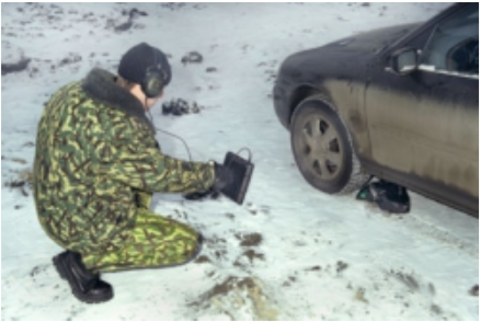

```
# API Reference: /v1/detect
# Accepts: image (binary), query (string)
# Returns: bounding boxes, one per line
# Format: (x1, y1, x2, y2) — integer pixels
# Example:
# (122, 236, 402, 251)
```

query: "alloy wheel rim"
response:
(297, 115, 343, 181)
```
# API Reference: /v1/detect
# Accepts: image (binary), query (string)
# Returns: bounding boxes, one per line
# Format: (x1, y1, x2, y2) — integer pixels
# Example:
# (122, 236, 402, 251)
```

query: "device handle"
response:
(235, 147, 252, 162)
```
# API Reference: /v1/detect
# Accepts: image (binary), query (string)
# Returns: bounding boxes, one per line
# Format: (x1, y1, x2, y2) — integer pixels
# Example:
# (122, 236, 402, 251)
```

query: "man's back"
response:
(33, 76, 151, 250)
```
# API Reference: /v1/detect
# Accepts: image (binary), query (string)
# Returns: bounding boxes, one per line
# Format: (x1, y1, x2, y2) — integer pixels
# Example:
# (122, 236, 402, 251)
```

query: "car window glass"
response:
(421, 4, 479, 76)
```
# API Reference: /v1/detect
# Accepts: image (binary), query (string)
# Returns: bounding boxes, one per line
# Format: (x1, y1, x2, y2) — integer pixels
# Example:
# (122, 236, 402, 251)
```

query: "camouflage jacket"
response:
(33, 68, 215, 250)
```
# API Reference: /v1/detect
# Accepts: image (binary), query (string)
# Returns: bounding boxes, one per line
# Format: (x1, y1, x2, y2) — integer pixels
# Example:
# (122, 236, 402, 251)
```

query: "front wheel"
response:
(290, 98, 369, 194)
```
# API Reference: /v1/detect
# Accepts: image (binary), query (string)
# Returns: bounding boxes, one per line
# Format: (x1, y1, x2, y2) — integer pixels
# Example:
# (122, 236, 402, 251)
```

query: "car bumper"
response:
(273, 81, 290, 130)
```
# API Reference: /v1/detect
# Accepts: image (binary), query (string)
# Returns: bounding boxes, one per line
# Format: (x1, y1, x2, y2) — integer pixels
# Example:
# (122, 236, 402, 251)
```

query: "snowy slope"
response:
(1, 2, 478, 321)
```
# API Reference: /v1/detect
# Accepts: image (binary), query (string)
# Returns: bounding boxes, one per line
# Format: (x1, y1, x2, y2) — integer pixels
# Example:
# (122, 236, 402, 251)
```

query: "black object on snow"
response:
(356, 179, 410, 214)
(2, 58, 31, 76)
(162, 98, 202, 116)
(181, 51, 203, 65)
(470, 285, 479, 297)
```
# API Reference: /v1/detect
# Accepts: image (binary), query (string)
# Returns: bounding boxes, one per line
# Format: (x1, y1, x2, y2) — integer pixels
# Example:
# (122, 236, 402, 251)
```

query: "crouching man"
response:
(33, 42, 232, 304)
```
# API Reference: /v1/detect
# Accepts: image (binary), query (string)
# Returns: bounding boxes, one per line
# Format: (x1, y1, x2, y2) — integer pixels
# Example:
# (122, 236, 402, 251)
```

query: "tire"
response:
(290, 97, 369, 194)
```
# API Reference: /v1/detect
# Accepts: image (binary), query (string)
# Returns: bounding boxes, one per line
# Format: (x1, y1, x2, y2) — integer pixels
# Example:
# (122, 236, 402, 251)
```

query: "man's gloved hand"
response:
(183, 161, 233, 201)
(212, 161, 233, 191)
(183, 187, 219, 201)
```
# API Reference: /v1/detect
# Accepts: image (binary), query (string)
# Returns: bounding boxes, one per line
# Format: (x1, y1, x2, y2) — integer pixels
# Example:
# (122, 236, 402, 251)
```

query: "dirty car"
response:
(273, 3, 479, 216)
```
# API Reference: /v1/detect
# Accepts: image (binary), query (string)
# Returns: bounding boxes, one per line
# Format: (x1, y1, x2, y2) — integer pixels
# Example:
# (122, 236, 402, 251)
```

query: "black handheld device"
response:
(219, 150, 254, 205)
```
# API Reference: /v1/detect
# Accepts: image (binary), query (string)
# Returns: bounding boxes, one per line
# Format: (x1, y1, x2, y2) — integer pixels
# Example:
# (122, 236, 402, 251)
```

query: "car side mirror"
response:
(388, 48, 419, 75)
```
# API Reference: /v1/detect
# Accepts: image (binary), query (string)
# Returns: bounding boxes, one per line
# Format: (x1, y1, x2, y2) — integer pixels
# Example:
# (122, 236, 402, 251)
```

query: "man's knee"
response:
(181, 232, 204, 265)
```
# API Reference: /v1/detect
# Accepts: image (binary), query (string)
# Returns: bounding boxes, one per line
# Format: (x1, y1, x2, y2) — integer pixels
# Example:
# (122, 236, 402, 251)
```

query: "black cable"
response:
(147, 109, 253, 196)
(149, 111, 193, 162)
(147, 109, 208, 192)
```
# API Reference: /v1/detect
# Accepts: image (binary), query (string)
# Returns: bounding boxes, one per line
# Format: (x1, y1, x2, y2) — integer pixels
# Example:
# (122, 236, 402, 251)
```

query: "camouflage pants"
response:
(79, 209, 201, 273)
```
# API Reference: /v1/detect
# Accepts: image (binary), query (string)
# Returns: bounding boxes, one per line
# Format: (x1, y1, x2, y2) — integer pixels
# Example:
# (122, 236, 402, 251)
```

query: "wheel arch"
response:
(287, 84, 334, 126)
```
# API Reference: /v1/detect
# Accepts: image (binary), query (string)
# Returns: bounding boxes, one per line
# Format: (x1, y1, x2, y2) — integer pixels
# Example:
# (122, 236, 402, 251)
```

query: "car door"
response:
(364, 3, 478, 211)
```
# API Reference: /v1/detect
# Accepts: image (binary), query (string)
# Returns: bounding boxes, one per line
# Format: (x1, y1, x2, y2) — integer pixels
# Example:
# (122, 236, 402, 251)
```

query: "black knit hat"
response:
(118, 42, 172, 86)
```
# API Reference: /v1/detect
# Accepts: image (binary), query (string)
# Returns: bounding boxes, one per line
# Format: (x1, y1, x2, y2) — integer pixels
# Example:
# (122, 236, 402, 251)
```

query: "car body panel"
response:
(365, 72, 478, 198)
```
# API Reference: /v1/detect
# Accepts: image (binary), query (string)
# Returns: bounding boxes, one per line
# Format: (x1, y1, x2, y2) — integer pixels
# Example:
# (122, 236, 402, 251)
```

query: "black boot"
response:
(53, 251, 113, 304)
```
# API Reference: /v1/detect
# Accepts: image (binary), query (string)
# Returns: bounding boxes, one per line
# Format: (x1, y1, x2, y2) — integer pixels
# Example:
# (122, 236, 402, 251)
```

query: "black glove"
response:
(184, 187, 219, 201)
(183, 162, 232, 201)
(212, 161, 233, 191)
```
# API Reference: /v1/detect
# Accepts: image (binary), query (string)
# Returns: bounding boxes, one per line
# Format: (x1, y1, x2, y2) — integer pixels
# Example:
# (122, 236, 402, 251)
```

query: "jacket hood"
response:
(82, 68, 155, 133)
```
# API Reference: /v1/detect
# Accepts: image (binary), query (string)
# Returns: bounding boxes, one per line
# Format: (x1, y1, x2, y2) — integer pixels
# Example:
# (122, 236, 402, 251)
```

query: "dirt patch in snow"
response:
(3, 166, 33, 197)
(2, 59, 31, 76)
(235, 232, 263, 247)
(188, 275, 280, 320)
(336, 260, 349, 274)
(195, 255, 212, 264)
(241, 249, 265, 264)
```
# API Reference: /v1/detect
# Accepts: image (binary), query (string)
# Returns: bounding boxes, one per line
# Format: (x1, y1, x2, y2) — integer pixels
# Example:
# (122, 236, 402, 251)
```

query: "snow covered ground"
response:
(1, 2, 478, 321)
